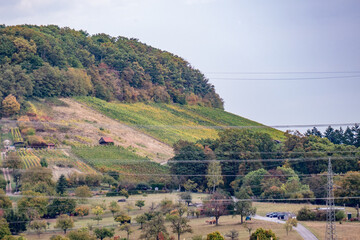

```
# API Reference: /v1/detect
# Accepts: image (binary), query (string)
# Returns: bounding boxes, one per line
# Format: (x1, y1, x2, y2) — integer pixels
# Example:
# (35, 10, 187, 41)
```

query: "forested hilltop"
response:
(0, 24, 223, 108)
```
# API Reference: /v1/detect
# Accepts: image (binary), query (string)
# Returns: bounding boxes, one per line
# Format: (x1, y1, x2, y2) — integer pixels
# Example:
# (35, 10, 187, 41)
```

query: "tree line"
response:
(0, 24, 223, 109)
(170, 129, 360, 206)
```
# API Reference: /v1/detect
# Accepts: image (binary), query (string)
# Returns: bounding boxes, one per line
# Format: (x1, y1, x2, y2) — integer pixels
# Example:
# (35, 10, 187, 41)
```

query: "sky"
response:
(1, 0, 359, 131)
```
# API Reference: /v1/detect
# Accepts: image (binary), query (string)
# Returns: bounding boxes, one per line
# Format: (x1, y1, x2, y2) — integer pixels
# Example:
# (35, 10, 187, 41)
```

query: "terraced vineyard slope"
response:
(72, 146, 169, 182)
(77, 96, 284, 145)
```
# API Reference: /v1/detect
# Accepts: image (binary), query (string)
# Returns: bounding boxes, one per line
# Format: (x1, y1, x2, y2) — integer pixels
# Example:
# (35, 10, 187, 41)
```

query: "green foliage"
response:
(77, 97, 284, 145)
(335, 171, 360, 207)
(0, 218, 11, 240)
(114, 212, 131, 224)
(72, 145, 168, 183)
(234, 188, 256, 223)
(0, 189, 12, 208)
(55, 214, 74, 234)
(28, 219, 47, 238)
(4, 209, 29, 234)
(0, 25, 223, 107)
(56, 174, 68, 195)
(135, 200, 145, 210)
(296, 207, 316, 221)
(94, 227, 114, 240)
(47, 198, 76, 218)
(206, 231, 224, 240)
(40, 157, 48, 167)
(0, 176, 6, 191)
(250, 228, 278, 240)
(66, 229, 95, 240)
(140, 214, 168, 240)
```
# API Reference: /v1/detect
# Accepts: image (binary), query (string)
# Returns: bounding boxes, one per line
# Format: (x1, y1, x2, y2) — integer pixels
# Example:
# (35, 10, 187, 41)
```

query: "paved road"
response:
(253, 215, 318, 240)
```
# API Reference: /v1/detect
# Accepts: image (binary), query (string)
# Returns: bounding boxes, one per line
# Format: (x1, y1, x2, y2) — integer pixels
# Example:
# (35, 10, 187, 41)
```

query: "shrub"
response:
(297, 207, 316, 221)
(250, 228, 278, 240)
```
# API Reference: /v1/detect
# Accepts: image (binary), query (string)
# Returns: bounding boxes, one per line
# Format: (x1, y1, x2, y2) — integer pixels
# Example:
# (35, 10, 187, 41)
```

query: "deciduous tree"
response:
(55, 214, 74, 234)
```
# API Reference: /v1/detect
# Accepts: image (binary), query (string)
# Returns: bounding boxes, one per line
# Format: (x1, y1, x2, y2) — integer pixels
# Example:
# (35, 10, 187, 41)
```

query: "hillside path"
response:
(52, 98, 174, 162)
(1, 167, 12, 194)
(253, 215, 318, 240)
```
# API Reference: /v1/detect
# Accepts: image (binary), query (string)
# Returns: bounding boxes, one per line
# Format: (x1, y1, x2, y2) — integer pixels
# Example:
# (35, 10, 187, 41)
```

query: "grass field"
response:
(72, 146, 169, 182)
(76, 97, 284, 145)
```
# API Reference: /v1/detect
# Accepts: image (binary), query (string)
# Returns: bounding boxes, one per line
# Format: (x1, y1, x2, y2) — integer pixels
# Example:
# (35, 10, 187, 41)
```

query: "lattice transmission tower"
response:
(325, 157, 337, 240)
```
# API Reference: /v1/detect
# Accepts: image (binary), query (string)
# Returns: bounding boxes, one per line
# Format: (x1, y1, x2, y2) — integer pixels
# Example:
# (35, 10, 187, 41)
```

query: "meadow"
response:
(76, 97, 284, 145)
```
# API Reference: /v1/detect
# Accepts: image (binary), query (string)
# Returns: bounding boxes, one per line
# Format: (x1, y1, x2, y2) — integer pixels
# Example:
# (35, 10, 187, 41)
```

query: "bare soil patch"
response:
(51, 98, 174, 162)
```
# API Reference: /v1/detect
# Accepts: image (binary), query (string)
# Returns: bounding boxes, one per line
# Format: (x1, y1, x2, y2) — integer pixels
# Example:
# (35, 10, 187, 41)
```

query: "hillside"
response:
(0, 24, 222, 108)
(76, 97, 284, 144)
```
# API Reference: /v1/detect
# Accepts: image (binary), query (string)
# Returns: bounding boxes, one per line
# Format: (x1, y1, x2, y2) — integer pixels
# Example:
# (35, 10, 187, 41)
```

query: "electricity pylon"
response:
(325, 157, 337, 240)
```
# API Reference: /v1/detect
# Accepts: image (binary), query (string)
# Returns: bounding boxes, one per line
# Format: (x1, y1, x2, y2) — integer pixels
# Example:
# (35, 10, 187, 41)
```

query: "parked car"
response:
(266, 212, 274, 217)
(118, 199, 126, 202)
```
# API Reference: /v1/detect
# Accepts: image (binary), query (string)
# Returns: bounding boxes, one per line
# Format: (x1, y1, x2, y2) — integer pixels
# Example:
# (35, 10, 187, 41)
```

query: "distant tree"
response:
(50, 235, 69, 240)
(135, 200, 145, 210)
(119, 223, 133, 240)
(234, 189, 256, 224)
(206, 231, 224, 240)
(66, 229, 96, 240)
(203, 191, 231, 226)
(241, 168, 269, 196)
(21, 166, 53, 186)
(108, 201, 121, 217)
(56, 174, 68, 195)
(225, 230, 239, 240)
(335, 171, 360, 207)
(17, 191, 48, 218)
(140, 214, 168, 240)
(0, 189, 11, 208)
(250, 228, 278, 240)
(47, 198, 76, 218)
(206, 161, 224, 193)
(55, 214, 74, 234)
(75, 185, 92, 200)
(3, 152, 22, 170)
(74, 206, 90, 218)
(102, 175, 116, 187)
(179, 192, 192, 206)
(92, 206, 104, 225)
(166, 205, 192, 240)
(183, 179, 198, 192)
(135, 214, 147, 229)
(114, 212, 131, 225)
(0, 218, 11, 239)
(28, 219, 47, 238)
(2, 94, 20, 117)
(284, 218, 297, 235)
(305, 127, 322, 137)
(94, 227, 114, 240)
(4, 209, 29, 234)
(40, 158, 48, 167)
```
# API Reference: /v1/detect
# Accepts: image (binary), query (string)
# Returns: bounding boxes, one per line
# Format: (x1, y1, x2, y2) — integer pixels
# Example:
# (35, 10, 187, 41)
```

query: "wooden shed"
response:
(99, 137, 114, 145)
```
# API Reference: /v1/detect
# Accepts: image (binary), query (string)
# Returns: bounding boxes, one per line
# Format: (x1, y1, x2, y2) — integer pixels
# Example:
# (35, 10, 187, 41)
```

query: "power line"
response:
(208, 75, 360, 81)
(205, 71, 360, 75)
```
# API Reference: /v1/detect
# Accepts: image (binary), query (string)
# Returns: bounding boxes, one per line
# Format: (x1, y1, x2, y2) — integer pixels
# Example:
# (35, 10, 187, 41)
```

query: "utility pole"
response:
(325, 158, 337, 240)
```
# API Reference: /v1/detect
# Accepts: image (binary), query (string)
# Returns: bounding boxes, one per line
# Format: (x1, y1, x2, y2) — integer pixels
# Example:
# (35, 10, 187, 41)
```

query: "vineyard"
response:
(77, 97, 285, 145)
(10, 127, 23, 143)
(17, 149, 96, 173)
(72, 146, 169, 182)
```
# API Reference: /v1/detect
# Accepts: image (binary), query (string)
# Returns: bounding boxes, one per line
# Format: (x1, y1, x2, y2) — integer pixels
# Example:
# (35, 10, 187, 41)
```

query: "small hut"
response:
(99, 137, 114, 145)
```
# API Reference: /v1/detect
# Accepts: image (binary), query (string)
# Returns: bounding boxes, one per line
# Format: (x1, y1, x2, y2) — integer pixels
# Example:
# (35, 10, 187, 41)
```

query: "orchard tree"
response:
(28, 219, 47, 238)
(140, 214, 168, 240)
(94, 227, 114, 240)
(203, 191, 231, 226)
(119, 223, 133, 240)
(179, 192, 192, 206)
(4, 209, 29, 234)
(66, 229, 95, 240)
(250, 228, 278, 240)
(135, 200, 145, 210)
(108, 201, 120, 217)
(92, 206, 104, 225)
(233, 188, 256, 224)
(2, 94, 20, 117)
(55, 214, 74, 234)
(166, 205, 192, 240)
(3, 152, 22, 170)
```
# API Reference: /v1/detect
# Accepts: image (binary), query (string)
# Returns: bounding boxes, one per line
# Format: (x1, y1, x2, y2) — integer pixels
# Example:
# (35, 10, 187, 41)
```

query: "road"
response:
(253, 215, 318, 240)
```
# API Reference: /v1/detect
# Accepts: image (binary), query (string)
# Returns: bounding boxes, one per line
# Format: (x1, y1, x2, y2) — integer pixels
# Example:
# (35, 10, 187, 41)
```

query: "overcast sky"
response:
(1, 0, 359, 131)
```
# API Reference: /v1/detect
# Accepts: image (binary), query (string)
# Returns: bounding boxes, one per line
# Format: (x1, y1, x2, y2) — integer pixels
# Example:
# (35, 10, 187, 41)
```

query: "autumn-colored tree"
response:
(74, 206, 90, 218)
(108, 201, 120, 217)
(206, 161, 224, 193)
(166, 205, 192, 240)
(92, 206, 104, 225)
(203, 192, 231, 226)
(3, 152, 22, 170)
(206, 231, 224, 240)
(2, 94, 20, 117)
